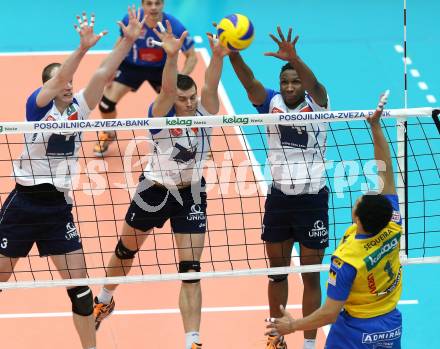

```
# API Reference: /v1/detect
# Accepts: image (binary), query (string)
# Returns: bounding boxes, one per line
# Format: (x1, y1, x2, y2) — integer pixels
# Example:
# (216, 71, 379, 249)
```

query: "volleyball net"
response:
(0, 107, 439, 289)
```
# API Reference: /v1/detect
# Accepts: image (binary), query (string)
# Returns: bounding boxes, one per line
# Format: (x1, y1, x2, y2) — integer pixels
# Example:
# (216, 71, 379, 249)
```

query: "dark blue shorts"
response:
(0, 184, 82, 258)
(115, 60, 163, 92)
(326, 309, 402, 349)
(262, 185, 329, 249)
(125, 177, 207, 233)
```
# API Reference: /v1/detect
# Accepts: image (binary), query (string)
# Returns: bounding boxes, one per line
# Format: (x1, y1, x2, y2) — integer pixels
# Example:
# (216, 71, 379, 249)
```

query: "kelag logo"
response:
(223, 116, 249, 124)
(0, 125, 3, 133)
(166, 118, 192, 127)
(364, 234, 400, 271)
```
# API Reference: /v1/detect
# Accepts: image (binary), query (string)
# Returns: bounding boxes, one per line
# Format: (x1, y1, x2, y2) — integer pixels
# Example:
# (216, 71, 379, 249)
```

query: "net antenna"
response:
(396, 0, 409, 260)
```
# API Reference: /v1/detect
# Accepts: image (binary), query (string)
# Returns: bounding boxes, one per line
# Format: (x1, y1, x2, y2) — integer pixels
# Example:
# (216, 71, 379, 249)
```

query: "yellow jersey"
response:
(332, 221, 402, 318)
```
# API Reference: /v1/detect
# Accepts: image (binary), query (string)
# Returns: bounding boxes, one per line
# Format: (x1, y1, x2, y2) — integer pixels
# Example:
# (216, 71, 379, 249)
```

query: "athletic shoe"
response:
(93, 131, 116, 157)
(266, 335, 287, 349)
(93, 296, 115, 330)
(191, 343, 202, 349)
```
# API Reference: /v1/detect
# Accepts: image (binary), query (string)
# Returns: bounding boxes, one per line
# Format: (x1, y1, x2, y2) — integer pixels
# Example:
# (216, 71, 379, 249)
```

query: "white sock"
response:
(97, 287, 114, 305)
(185, 331, 200, 349)
(303, 339, 316, 349)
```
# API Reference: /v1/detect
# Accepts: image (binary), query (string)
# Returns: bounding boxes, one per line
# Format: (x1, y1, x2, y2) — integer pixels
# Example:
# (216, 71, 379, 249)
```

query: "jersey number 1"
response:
(384, 260, 395, 281)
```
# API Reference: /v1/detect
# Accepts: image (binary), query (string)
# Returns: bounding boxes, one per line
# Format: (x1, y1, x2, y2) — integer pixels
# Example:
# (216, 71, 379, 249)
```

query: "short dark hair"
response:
(280, 63, 296, 76)
(142, 0, 164, 4)
(355, 194, 393, 235)
(42, 63, 61, 83)
(177, 74, 197, 92)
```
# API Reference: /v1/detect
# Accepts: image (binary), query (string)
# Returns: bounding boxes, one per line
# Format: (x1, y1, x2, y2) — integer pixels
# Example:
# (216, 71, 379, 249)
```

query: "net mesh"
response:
(0, 109, 438, 288)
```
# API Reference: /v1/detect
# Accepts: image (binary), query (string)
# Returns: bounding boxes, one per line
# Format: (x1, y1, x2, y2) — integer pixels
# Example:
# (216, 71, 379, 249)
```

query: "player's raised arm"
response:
(366, 91, 397, 195)
(229, 51, 267, 106)
(181, 46, 198, 75)
(265, 26, 327, 107)
(36, 13, 107, 108)
(83, 6, 145, 110)
(200, 34, 229, 115)
(151, 20, 188, 117)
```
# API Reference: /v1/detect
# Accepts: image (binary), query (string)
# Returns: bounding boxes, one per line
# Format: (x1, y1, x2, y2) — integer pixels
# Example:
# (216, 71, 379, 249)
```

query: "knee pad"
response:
(67, 286, 93, 316)
(268, 274, 288, 283)
(115, 239, 138, 260)
(99, 95, 117, 114)
(179, 261, 201, 283)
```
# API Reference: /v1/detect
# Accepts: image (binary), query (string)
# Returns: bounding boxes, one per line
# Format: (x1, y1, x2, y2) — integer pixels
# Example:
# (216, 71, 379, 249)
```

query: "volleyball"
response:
(217, 14, 255, 51)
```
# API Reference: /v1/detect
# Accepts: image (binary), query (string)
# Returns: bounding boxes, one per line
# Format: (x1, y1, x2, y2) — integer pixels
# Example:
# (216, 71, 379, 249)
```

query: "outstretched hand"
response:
(118, 5, 146, 42)
(367, 90, 390, 126)
(264, 26, 299, 62)
(152, 20, 188, 56)
(74, 12, 108, 50)
(206, 32, 230, 58)
(264, 305, 296, 337)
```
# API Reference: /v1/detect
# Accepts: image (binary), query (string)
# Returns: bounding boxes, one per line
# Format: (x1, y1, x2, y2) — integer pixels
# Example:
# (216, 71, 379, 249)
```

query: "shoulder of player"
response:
(305, 92, 330, 111)
(163, 13, 186, 31)
(163, 12, 182, 24)
(121, 13, 130, 23)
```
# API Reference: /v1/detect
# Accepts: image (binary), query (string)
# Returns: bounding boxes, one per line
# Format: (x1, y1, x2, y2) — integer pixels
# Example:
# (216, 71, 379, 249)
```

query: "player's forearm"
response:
(97, 38, 135, 80)
(55, 46, 89, 83)
(290, 307, 337, 333)
(371, 122, 393, 167)
(204, 53, 223, 93)
(161, 53, 179, 95)
(181, 51, 198, 75)
(229, 52, 257, 90)
(289, 56, 327, 106)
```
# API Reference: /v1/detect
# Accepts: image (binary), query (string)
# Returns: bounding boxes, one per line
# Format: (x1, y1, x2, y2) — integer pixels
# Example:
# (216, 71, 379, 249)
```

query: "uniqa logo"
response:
(166, 118, 192, 127)
(223, 116, 249, 124)
(187, 204, 205, 221)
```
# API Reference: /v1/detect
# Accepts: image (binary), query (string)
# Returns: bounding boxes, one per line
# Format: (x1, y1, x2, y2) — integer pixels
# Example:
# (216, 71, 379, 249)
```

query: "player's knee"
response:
(179, 260, 201, 283)
(268, 274, 288, 283)
(67, 286, 93, 316)
(115, 239, 138, 260)
(99, 95, 117, 114)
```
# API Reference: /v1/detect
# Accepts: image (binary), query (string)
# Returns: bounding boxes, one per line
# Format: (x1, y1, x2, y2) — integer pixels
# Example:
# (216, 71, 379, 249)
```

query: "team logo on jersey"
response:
(279, 125, 308, 149)
(391, 210, 401, 223)
(367, 272, 377, 294)
(65, 222, 80, 241)
(272, 107, 284, 113)
(171, 143, 198, 163)
(46, 115, 56, 121)
(300, 105, 313, 113)
(364, 234, 400, 271)
(170, 128, 183, 137)
(68, 112, 78, 120)
(362, 327, 402, 344)
(332, 257, 344, 269)
(328, 268, 337, 286)
(187, 204, 206, 221)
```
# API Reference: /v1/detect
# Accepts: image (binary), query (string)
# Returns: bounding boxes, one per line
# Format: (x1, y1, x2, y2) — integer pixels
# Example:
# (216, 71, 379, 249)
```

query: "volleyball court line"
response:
(0, 300, 419, 319)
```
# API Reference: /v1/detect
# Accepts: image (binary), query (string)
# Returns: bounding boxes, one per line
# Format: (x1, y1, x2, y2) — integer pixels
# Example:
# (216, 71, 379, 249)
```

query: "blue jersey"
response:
(122, 11, 194, 68)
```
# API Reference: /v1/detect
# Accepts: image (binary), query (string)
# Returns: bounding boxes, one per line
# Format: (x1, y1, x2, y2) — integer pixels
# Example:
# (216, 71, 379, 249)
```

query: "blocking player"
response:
(228, 26, 329, 349)
(93, 0, 198, 157)
(93, 22, 228, 349)
(0, 8, 144, 349)
(266, 92, 404, 349)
